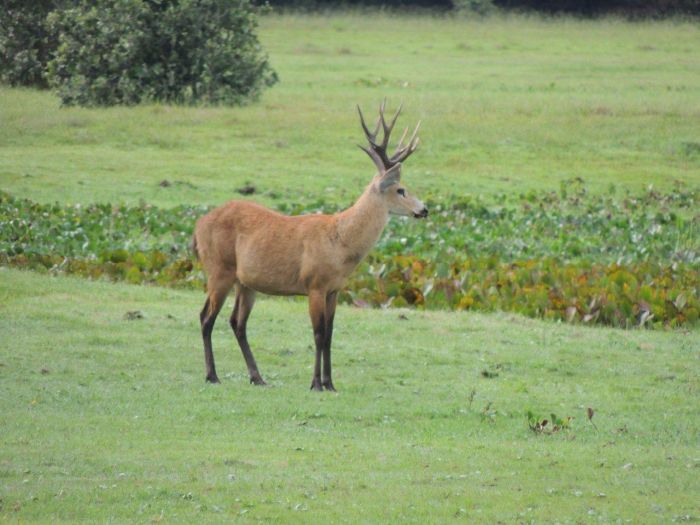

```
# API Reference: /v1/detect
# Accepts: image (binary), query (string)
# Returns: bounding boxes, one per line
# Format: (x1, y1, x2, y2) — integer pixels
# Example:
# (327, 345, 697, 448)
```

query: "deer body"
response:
(194, 102, 427, 390)
(196, 189, 388, 297)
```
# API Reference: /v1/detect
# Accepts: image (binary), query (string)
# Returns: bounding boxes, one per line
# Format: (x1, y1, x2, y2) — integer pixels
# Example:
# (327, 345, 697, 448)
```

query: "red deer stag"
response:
(192, 101, 427, 391)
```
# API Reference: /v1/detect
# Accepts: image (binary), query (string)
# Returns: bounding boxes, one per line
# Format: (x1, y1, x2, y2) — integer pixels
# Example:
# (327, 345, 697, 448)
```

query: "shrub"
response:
(46, 0, 278, 106)
(0, 0, 63, 88)
(1, 185, 697, 329)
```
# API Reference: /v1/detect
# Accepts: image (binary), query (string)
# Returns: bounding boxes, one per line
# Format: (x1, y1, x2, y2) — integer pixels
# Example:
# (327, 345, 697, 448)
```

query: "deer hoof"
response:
(310, 378, 323, 392)
(322, 381, 336, 392)
(206, 374, 220, 384)
(250, 376, 267, 386)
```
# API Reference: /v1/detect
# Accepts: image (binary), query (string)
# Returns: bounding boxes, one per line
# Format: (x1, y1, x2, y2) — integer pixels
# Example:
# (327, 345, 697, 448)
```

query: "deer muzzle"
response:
(414, 207, 429, 219)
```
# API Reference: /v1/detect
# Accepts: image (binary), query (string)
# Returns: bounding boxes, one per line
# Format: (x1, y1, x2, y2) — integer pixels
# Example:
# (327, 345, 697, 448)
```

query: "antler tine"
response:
(359, 102, 391, 169)
(372, 116, 381, 139)
(358, 101, 419, 170)
(410, 136, 420, 153)
(377, 100, 389, 149)
(408, 120, 421, 148)
(357, 143, 386, 172)
(395, 126, 409, 152)
(357, 105, 376, 143)
(358, 104, 384, 153)
(390, 120, 421, 163)
(378, 101, 402, 150)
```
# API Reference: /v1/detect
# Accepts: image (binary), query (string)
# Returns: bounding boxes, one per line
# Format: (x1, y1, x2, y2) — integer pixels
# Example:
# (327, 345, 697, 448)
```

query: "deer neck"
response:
(335, 182, 388, 262)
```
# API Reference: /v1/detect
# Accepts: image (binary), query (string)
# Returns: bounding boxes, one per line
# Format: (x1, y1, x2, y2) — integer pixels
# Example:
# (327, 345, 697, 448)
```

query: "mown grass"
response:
(1, 14, 699, 207)
(1, 269, 698, 522)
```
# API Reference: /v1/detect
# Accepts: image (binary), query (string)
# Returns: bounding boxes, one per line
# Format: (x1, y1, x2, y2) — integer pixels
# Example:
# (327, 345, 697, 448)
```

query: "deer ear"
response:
(379, 163, 401, 192)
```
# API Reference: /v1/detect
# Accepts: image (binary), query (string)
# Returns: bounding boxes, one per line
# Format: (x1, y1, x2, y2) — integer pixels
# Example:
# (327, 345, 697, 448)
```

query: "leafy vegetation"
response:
(527, 410, 573, 434)
(2, 181, 697, 327)
(0, 0, 61, 88)
(45, 0, 277, 106)
(350, 256, 699, 328)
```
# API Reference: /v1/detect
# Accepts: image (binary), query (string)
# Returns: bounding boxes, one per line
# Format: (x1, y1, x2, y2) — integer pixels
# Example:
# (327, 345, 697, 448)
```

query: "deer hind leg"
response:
(230, 284, 265, 386)
(200, 272, 235, 383)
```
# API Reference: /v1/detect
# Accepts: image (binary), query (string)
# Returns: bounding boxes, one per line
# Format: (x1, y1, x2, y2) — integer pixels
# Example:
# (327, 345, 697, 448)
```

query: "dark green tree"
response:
(0, 0, 65, 88)
(46, 0, 278, 106)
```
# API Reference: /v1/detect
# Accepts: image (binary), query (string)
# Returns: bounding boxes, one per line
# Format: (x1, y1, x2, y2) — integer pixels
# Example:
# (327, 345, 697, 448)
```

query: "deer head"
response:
(358, 101, 428, 219)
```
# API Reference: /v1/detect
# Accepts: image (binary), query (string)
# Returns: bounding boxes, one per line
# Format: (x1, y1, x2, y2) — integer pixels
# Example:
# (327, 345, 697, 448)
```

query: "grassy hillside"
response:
(1, 14, 698, 208)
(1, 269, 698, 522)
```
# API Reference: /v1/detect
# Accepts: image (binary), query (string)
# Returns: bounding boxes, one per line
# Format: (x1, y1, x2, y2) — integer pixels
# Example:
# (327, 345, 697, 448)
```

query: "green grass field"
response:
(1, 269, 698, 523)
(1, 14, 698, 207)
(1, 11, 699, 523)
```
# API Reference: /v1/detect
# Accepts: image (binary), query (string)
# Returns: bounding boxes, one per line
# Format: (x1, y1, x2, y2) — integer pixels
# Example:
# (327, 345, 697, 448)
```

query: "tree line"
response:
(1, 0, 695, 107)
(0, 0, 277, 106)
(264, 0, 698, 15)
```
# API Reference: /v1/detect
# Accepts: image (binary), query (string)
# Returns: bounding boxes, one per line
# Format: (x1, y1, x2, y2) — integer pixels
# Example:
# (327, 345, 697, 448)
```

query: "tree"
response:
(46, 0, 278, 106)
(0, 0, 63, 88)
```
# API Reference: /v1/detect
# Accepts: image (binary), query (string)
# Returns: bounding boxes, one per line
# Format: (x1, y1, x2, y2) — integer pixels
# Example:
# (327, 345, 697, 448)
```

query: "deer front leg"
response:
(308, 290, 326, 392)
(322, 291, 338, 391)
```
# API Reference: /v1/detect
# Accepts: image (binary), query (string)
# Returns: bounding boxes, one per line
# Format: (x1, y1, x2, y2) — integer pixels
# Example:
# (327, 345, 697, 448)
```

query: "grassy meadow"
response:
(1, 269, 699, 523)
(1, 11, 699, 523)
(0, 15, 699, 207)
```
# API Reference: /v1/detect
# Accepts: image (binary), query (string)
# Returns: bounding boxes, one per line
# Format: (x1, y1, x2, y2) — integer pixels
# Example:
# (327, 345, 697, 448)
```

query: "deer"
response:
(192, 101, 428, 391)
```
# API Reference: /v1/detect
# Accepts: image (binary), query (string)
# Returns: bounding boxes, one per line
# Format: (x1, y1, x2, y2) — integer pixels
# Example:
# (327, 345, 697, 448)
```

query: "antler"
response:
(357, 99, 420, 172)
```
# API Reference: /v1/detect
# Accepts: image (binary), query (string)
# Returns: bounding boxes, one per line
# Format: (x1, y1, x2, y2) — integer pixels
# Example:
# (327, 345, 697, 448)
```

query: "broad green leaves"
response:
(1, 181, 697, 328)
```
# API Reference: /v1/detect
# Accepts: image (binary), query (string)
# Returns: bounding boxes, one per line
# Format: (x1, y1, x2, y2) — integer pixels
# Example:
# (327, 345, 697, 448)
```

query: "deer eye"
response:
(397, 188, 406, 197)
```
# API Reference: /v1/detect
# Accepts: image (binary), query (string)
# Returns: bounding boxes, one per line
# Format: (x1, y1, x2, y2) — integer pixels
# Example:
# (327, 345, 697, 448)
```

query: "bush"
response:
(1, 184, 698, 329)
(46, 0, 277, 106)
(0, 0, 63, 88)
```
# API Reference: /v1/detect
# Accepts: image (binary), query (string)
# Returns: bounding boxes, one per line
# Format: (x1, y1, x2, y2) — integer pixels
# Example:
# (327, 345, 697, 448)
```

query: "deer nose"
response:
(414, 207, 428, 219)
